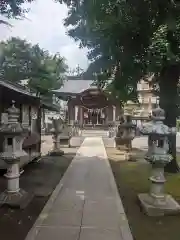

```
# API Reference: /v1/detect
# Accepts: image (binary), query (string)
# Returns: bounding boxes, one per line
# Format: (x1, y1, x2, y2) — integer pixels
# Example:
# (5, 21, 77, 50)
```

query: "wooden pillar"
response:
(37, 104, 41, 154)
(0, 86, 3, 152)
(67, 102, 70, 124)
(79, 106, 83, 126)
(19, 104, 22, 123)
(41, 108, 45, 129)
(113, 105, 116, 122)
(29, 106, 32, 127)
(68, 101, 74, 125)
(75, 105, 78, 122)
(148, 96, 152, 112)
(0, 86, 2, 124)
(105, 107, 109, 124)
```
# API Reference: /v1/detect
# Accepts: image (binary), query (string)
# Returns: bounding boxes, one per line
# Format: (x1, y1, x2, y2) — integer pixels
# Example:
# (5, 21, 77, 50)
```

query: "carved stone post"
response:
(108, 122, 116, 138)
(49, 119, 64, 156)
(138, 106, 180, 216)
(115, 114, 136, 160)
(0, 101, 33, 208)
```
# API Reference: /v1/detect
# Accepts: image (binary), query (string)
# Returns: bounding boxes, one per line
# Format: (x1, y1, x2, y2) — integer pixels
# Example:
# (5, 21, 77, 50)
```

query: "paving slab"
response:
(82, 199, 120, 229)
(79, 228, 123, 240)
(25, 137, 133, 240)
(34, 227, 80, 240)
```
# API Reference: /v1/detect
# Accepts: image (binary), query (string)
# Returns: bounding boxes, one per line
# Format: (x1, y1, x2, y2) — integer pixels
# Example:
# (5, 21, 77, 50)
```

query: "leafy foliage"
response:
(60, 0, 152, 102)
(0, 38, 32, 81)
(0, 37, 67, 96)
(60, 0, 180, 172)
(0, 1, 63, 24)
(61, 0, 180, 99)
(0, 0, 34, 18)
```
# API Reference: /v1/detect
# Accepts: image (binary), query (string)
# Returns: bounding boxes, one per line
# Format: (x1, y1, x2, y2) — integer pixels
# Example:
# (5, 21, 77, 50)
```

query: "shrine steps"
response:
(81, 129, 109, 137)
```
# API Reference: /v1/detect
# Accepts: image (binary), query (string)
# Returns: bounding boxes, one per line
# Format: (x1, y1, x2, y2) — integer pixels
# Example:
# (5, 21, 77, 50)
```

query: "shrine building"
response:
(53, 78, 121, 127)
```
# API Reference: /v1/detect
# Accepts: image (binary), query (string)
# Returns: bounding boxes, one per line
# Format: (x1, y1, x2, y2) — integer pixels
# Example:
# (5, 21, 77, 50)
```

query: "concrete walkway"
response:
(25, 137, 133, 240)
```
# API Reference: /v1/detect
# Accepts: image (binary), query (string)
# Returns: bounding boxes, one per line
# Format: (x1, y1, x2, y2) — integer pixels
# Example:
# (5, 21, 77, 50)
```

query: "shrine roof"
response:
(54, 79, 94, 94)
(0, 80, 38, 99)
(0, 80, 60, 111)
(52, 79, 96, 100)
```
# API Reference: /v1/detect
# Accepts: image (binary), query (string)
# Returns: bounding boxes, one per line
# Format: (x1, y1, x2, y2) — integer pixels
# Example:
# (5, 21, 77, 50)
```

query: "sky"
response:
(0, 0, 89, 70)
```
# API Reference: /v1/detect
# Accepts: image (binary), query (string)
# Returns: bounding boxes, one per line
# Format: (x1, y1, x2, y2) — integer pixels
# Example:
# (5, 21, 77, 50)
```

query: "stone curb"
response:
(24, 169, 67, 240)
(103, 143, 134, 240)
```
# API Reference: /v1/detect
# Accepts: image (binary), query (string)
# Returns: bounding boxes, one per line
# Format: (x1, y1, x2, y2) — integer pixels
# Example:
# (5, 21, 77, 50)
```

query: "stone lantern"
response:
(49, 118, 64, 156)
(0, 101, 32, 208)
(115, 113, 136, 160)
(108, 122, 116, 138)
(138, 106, 180, 216)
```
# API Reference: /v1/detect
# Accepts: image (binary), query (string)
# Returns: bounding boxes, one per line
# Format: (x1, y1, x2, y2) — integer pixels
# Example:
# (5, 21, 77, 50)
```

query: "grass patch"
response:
(107, 147, 180, 240)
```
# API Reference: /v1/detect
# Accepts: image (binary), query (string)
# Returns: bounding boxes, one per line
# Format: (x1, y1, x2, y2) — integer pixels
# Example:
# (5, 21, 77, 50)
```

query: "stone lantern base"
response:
(0, 189, 34, 209)
(49, 149, 64, 156)
(115, 137, 135, 161)
(49, 131, 64, 156)
(138, 193, 180, 216)
(115, 149, 131, 161)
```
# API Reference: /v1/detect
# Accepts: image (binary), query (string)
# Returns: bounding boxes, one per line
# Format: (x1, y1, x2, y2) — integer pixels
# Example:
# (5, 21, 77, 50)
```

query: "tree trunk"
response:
(159, 65, 179, 173)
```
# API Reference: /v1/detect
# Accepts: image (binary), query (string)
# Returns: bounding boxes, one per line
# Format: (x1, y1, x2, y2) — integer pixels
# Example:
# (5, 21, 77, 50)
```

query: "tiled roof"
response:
(0, 80, 61, 111)
(0, 80, 38, 98)
(53, 79, 94, 94)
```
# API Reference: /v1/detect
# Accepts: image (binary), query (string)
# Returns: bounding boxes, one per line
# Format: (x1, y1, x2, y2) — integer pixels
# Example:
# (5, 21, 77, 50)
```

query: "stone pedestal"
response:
(49, 131, 64, 156)
(0, 189, 33, 209)
(115, 114, 135, 160)
(138, 193, 180, 216)
(138, 106, 180, 216)
(0, 101, 33, 208)
(49, 119, 64, 156)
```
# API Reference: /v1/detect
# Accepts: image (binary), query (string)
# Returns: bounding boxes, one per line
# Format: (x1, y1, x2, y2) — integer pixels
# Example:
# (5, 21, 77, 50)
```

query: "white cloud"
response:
(0, 0, 89, 70)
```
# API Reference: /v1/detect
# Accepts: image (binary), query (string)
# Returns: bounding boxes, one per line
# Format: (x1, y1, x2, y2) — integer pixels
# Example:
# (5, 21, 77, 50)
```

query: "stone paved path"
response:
(25, 137, 133, 240)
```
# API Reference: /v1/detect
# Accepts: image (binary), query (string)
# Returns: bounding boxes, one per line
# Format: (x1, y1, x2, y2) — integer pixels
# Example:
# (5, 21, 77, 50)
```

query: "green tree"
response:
(0, 37, 32, 81)
(0, 0, 35, 25)
(28, 47, 67, 96)
(0, 0, 32, 17)
(61, 0, 180, 172)
(0, 1, 63, 25)
(0, 37, 67, 96)
(61, 0, 147, 102)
